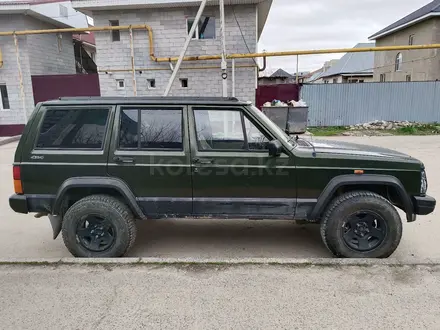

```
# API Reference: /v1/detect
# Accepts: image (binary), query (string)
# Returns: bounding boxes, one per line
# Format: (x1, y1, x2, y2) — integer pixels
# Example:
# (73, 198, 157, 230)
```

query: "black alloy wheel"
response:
(76, 215, 116, 252)
(342, 211, 387, 252)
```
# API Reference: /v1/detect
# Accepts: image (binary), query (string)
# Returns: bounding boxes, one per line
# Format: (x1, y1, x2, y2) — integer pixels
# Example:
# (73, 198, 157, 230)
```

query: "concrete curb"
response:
(0, 135, 20, 147)
(0, 257, 440, 267)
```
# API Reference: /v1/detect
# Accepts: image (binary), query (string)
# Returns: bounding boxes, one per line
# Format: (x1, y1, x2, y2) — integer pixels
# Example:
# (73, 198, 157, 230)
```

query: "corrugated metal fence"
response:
(301, 81, 440, 126)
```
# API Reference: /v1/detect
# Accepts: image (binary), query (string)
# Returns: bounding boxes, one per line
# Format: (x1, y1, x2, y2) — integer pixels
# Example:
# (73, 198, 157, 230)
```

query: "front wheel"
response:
(61, 195, 137, 258)
(320, 191, 402, 258)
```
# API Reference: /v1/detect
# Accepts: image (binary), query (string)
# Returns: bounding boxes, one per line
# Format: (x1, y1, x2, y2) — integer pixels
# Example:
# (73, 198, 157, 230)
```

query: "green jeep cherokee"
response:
(9, 97, 436, 258)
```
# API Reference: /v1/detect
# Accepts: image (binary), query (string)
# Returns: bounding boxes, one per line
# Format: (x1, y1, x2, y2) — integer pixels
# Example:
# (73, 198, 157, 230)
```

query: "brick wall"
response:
(93, 5, 258, 102)
(26, 16, 76, 75)
(0, 15, 34, 127)
(0, 15, 77, 131)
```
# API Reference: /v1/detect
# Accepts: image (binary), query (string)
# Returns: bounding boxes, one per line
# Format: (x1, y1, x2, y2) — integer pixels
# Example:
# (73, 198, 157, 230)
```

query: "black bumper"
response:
(9, 194, 28, 214)
(9, 194, 54, 214)
(413, 195, 436, 215)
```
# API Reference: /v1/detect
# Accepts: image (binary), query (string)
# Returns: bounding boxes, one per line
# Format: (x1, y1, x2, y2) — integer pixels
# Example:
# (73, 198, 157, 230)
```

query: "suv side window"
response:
(119, 108, 183, 150)
(36, 108, 109, 149)
(244, 116, 271, 150)
(193, 108, 271, 151)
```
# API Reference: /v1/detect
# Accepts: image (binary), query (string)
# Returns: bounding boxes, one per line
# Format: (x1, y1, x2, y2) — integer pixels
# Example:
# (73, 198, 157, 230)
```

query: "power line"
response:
(356, 54, 437, 74)
(314, 54, 437, 81)
(232, 6, 259, 67)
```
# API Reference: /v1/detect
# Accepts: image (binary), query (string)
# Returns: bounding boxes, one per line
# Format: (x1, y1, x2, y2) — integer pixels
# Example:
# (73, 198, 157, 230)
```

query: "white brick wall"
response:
(0, 15, 34, 126)
(0, 15, 77, 127)
(93, 4, 258, 102)
(26, 16, 76, 76)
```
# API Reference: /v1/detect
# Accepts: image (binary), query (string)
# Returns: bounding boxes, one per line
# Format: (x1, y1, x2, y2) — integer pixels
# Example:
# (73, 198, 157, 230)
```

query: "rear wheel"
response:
(320, 191, 402, 258)
(61, 195, 137, 258)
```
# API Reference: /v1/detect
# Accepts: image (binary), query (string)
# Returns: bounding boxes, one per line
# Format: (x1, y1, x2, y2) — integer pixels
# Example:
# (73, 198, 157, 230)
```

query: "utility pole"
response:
(296, 55, 299, 84)
(219, 0, 228, 97)
(164, 0, 208, 96)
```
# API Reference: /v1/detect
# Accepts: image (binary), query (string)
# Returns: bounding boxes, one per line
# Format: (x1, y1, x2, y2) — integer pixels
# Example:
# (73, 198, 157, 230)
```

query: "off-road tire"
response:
(320, 191, 402, 258)
(61, 195, 137, 258)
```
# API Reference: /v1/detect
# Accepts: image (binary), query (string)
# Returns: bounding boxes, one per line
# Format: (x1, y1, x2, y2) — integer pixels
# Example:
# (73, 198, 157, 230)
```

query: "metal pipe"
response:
(259, 56, 267, 72)
(154, 43, 440, 62)
(0, 24, 149, 36)
(128, 26, 137, 96)
(232, 59, 236, 97)
(13, 34, 27, 124)
(164, 0, 208, 96)
(2, 25, 440, 64)
(98, 64, 256, 73)
(0, 24, 159, 65)
(219, 0, 228, 97)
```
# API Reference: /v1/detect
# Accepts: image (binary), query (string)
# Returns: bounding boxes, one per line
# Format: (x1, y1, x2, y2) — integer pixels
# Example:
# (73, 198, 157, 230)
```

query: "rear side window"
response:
(119, 108, 183, 150)
(36, 108, 109, 149)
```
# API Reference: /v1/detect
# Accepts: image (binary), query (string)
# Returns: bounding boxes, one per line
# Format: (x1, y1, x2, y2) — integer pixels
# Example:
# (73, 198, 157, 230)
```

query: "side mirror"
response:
(268, 140, 283, 157)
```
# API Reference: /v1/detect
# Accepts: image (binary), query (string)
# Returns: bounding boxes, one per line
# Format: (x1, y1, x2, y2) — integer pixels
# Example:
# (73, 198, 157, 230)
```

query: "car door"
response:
(188, 105, 297, 218)
(108, 104, 193, 217)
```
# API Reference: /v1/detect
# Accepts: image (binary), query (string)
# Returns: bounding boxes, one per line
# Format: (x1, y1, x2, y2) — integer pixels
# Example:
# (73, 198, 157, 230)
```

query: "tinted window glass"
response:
(119, 108, 183, 150)
(140, 109, 182, 149)
(36, 108, 109, 149)
(119, 109, 139, 148)
(194, 109, 245, 150)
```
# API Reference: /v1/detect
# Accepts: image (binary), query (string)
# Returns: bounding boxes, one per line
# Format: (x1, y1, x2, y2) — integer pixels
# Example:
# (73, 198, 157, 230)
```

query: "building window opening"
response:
(110, 20, 120, 42)
(148, 79, 156, 89)
(180, 78, 188, 88)
(187, 17, 216, 39)
(116, 79, 125, 90)
(0, 85, 10, 110)
(395, 53, 403, 71)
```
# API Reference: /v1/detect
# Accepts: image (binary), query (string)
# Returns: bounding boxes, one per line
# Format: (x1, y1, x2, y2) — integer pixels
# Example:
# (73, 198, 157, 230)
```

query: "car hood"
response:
(296, 138, 414, 160)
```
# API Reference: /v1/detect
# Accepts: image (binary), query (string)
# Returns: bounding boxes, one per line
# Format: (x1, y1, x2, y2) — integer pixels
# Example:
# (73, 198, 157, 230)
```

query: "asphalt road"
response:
(1, 136, 439, 260)
(0, 263, 439, 329)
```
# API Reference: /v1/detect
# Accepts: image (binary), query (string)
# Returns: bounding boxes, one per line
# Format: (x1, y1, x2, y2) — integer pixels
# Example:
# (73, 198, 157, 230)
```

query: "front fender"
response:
(309, 174, 414, 221)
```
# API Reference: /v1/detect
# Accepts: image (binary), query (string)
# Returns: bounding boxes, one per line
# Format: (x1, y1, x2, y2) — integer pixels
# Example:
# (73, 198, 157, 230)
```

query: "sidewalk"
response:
(0, 136, 20, 147)
(0, 262, 439, 329)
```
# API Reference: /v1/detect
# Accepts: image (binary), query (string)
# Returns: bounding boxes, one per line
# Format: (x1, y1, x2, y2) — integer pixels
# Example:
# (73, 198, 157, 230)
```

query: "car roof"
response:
(41, 96, 250, 106)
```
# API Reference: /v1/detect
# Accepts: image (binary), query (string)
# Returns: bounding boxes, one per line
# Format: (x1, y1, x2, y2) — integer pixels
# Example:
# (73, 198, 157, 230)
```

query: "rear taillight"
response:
(13, 166, 23, 194)
(13, 166, 21, 180)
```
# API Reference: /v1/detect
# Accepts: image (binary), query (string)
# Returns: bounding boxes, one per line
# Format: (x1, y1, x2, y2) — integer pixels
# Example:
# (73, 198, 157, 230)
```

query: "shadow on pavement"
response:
(130, 219, 331, 258)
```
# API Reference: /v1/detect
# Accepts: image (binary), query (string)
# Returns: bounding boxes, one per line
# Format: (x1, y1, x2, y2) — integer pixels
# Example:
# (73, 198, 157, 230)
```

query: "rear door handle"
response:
(113, 156, 135, 164)
(193, 158, 214, 165)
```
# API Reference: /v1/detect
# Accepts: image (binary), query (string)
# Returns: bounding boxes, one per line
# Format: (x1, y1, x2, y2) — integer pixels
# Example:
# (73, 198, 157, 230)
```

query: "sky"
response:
(258, 0, 432, 74)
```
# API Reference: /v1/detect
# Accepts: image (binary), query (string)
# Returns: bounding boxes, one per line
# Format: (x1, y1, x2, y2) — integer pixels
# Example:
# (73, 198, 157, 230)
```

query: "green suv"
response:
(9, 97, 435, 258)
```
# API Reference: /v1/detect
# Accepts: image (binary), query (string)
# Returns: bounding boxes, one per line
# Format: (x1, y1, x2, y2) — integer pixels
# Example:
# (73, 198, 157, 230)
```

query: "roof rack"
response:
(58, 96, 240, 102)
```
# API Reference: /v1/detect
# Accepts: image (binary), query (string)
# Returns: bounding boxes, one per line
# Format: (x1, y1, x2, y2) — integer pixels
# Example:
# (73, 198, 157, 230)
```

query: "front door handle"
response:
(114, 156, 135, 164)
(193, 158, 214, 165)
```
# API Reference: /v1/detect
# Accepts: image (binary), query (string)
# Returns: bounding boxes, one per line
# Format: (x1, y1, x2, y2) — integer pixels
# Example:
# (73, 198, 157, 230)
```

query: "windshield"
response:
(248, 105, 295, 146)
